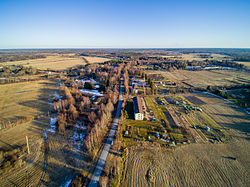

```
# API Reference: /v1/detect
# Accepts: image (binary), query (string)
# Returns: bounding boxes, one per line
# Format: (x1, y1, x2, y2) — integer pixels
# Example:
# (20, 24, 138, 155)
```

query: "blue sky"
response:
(0, 0, 250, 48)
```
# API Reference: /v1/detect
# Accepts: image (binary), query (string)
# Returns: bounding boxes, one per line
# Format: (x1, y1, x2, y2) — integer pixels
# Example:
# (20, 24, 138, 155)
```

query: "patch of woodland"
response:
(52, 63, 124, 158)
(0, 65, 39, 77)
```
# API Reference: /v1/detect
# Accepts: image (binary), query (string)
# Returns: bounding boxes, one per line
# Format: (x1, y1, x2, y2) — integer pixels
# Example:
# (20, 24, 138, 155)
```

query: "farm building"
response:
(133, 96, 144, 120)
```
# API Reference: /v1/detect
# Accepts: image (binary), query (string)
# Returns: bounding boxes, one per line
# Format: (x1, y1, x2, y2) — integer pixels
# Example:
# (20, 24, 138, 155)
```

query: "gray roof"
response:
(133, 96, 143, 114)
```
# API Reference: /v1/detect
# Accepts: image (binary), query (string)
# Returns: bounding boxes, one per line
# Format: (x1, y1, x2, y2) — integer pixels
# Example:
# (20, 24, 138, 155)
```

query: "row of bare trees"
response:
(123, 68, 129, 95)
(83, 63, 123, 156)
(84, 99, 115, 156)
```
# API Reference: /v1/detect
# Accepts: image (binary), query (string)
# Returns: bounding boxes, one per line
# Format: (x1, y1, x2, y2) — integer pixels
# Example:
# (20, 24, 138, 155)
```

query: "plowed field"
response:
(122, 94, 250, 187)
(123, 139, 249, 187)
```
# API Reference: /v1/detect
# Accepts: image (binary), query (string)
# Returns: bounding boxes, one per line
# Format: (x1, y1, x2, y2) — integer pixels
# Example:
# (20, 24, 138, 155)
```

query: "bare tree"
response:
(88, 111, 97, 124)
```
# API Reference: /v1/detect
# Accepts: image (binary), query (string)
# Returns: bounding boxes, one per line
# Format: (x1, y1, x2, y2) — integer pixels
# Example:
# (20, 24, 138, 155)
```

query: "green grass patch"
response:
(122, 119, 163, 146)
(125, 100, 134, 119)
(144, 97, 166, 122)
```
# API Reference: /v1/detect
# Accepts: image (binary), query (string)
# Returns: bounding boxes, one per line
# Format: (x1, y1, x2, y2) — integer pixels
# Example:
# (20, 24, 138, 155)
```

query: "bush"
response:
(212, 88, 229, 99)
(57, 114, 66, 134)
(3, 161, 11, 168)
(84, 82, 94, 89)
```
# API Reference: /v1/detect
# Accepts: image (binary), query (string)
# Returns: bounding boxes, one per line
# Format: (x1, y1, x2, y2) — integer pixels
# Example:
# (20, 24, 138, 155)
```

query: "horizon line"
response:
(1, 47, 250, 50)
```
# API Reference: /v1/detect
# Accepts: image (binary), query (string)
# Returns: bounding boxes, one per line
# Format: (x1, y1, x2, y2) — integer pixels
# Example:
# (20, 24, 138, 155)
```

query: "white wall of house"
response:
(135, 112, 144, 120)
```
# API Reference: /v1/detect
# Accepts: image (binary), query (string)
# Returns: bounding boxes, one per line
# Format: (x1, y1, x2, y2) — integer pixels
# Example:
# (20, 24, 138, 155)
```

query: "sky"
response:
(0, 0, 250, 49)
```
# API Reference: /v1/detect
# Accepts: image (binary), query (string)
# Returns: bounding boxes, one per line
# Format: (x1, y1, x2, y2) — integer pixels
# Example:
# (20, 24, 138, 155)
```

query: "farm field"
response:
(180, 53, 231, 61)
(0, 79, 96, 186)
(82, 56, 111, 64)
(122, 93, 250, 187)
(146, 70, 250, 89)
(0, 129, 95, 186)
(235, 61, 250, 69)
(123, 95, 230, 147)
(0, 137, 45, 186)
(161, 53, 231, 61)
(0, 79, 57, 123)
(123, 139, 249, 187)
(194, 93, 250, 135)
(1, 53, 84, 70)
(1, 54, 110, 71)
(0, 79, 58, 185)
(143, 96, 227, 144)
(0, 79, 58, 157)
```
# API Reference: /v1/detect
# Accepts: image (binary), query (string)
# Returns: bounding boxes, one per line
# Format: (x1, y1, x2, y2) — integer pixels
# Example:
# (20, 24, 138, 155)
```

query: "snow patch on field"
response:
(71, 122, 86, 152)
(53, 92, 63, 100)
(48, 117, 57, 133)
(80, 89, 104, 96)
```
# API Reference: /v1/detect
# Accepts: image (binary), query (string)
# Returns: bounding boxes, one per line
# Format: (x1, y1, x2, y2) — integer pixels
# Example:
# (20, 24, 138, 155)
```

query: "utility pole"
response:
(26, 136, 30, 154)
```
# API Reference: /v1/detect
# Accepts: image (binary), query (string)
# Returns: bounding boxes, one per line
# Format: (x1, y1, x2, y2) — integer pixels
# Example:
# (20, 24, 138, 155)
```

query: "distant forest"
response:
(162, 48, 250, 62)
(1, 48, 250, 63)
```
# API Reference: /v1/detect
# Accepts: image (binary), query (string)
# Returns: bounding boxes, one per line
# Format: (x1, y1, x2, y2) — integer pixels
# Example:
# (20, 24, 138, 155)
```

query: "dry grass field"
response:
(0, 127, 95, 186)
(1, 54, 111, 71)
(122, 93, 250, 187)
(147, 70, 250, 88)
(123, 139, 249, 187)
(0, 79, 57, 185)
(82, 56, 111, 64)
(0, 79, 57, 152)
(0, 79, 97, 186)
(161, 53, 230, 61)
(1, 54, 84, 70)
(194, 93, 250, 134)
(0, 80, 57, 123)
(0, 137, 45, 186)
(235, 61, 250, 69)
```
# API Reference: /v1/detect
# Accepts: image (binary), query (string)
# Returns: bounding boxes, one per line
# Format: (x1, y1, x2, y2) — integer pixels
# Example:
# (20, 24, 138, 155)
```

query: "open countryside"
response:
(1, 0, 250, 186)
(0, 48, 250, 187)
